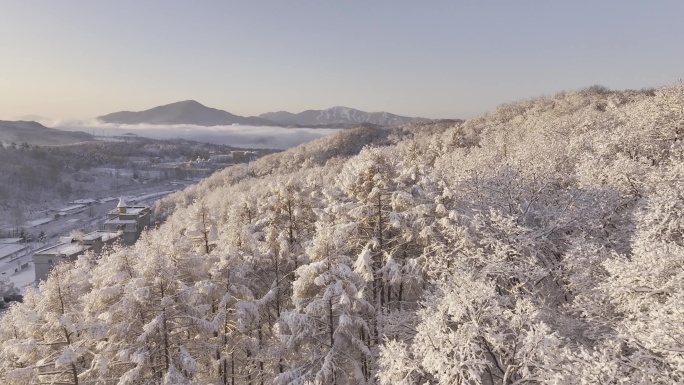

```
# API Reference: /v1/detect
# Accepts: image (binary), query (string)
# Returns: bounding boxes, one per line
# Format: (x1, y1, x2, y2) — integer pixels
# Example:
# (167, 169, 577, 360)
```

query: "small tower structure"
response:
(117, 197, 127, 213)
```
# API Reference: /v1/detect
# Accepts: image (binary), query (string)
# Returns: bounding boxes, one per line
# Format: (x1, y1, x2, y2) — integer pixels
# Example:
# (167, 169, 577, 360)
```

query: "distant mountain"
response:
(98, 100, 276, 126)
(259, 106, 415, 127)
(0, 120, 93, 146)
(15, 115, 53, 125)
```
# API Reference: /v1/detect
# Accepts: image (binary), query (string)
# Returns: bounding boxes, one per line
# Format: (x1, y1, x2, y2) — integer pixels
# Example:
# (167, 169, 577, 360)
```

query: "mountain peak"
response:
(97, 101, 275, 126)
(172, 100, 205, 107)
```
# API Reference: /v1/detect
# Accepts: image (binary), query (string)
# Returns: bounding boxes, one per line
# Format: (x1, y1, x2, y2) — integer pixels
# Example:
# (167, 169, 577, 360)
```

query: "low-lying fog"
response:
(53, 122, 342, 149)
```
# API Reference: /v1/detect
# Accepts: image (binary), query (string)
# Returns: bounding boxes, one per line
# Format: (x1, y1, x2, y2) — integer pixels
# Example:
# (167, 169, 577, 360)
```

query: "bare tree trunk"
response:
(160, 282, 170, 372)
(328, 298, 334, 349)
(71, 362, 79, 385)
(231, 351, 235, 385)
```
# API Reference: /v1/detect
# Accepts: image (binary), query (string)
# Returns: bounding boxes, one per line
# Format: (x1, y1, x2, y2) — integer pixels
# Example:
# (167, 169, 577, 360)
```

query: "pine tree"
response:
(0, 259, 94, 385)
(277, 223, 373, 384)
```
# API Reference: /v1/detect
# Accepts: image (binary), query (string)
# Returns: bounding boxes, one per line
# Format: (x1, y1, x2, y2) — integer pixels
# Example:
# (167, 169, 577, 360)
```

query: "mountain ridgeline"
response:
(97, 100, 275, 126)
(3, 84, 684, 384)
(98, 100, 421, 127)
(259, 106, 417, 127)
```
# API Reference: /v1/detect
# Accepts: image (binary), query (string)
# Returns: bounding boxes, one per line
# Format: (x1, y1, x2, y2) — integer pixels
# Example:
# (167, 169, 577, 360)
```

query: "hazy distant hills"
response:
(98, 101, 421, 128)
(0, 120, 93, 146)
(260, 106, 416, 126)
(97, 100, 276, 126)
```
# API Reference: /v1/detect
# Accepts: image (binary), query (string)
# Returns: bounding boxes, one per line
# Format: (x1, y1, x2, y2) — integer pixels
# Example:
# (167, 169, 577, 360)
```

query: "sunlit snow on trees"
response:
(1, 83, 683, 384)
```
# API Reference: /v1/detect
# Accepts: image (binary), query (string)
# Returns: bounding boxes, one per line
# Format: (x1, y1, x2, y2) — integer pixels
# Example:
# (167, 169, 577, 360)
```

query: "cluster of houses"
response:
(210, 150, 258, 164)
(33, 198, 150, 282)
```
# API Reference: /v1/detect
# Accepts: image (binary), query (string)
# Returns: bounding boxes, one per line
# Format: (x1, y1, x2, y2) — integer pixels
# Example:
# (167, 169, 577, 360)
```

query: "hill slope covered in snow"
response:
(2, 84, 684, 384)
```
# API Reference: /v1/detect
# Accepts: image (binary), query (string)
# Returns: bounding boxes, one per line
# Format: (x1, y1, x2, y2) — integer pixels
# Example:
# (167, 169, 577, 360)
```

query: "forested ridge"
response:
(1, 84, 683, 384)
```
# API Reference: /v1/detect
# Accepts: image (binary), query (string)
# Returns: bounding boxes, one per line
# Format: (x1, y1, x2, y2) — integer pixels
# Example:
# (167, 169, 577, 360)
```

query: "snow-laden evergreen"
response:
(2, 84, 684, 384)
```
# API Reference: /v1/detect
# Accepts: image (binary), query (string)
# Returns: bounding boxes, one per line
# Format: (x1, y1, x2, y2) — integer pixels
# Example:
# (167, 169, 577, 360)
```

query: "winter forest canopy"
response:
(1, 83, 684, 384)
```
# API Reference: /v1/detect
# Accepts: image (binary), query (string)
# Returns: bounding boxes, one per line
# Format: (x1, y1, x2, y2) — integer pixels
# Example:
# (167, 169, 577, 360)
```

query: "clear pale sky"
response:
(1, 1, 683, 121)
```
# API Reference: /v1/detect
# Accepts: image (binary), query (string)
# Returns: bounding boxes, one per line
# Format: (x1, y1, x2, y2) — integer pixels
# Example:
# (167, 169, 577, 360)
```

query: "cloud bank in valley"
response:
(51, 121, 342, 149)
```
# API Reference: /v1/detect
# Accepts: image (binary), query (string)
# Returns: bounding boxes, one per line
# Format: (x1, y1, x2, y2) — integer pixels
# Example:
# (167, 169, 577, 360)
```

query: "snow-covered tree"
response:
(183, 200, 219, 255)
(599, 163, 684, 381)
(277, 222, 373, 384)
(0, 258, 93, 385)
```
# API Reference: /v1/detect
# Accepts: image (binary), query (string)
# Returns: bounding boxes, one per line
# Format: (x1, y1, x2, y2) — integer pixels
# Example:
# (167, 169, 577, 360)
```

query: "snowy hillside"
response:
(2, 84, 684, 384)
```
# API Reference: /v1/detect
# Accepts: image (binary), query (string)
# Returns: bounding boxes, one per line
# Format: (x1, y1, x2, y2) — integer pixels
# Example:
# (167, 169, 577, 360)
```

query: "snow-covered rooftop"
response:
(127, 191, 172, 202)
(57, 204, 86, 212)
(71, 199, 97, 205)
(34, 242, 89, 256)
(0, 244, 28, 260)
(0, 238, 23, 244)
(108, 206, 148, 215)
(25, 217, 54, 228)
(82, 230, 122, 242)
(104, 218, 137, 225)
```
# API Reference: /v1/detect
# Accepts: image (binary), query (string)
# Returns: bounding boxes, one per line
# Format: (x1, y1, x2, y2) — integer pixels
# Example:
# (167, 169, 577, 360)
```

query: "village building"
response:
(230, 150, 258, 162)
(33, 230, 122, 282)
(33, 240, 88, 282)
(210, 153, 234, 163)
(103, 197, 151, 245)
(80, 230, 122, 254)
(32, 198, 151, 282)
